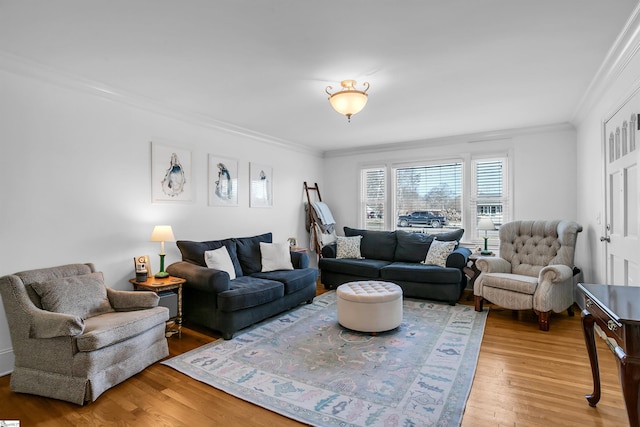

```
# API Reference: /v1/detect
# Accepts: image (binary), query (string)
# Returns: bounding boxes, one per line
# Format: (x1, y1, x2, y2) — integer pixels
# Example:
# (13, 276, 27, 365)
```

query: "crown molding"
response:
(0, 51, 322, 157)
(323, 122, 574, 158)
(571, 3, 640, 125)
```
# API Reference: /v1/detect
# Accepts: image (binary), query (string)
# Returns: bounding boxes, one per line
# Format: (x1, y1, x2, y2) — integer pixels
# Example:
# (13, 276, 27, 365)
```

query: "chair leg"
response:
(567, 306, 575, 317)
(538, 311, 551, 331)
(474, 295, 484, 311)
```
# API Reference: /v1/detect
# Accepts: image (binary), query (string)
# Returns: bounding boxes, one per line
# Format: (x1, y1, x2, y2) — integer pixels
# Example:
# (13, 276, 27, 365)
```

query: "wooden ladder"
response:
(304, 182, 323, 255)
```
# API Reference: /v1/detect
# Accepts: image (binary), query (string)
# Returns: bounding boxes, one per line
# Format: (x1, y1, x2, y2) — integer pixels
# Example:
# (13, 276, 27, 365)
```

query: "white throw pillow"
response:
(423, 239, 457, 267)
(204, 246, 237, 280)
(336, 235, 363, 259)
(260, 242, 294, 272)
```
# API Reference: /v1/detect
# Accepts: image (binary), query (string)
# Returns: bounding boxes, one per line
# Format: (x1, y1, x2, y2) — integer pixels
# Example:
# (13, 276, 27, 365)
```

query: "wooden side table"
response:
(579, 283, 640, 427)
(129, 276, 185, 337)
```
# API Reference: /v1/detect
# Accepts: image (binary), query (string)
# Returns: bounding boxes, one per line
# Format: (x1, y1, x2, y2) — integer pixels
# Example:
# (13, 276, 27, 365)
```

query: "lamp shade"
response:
(150, 225, 175, 242)
(329, 90, 368, 117)
(478, 217, 495, 231)
(326, 80, 370, 121)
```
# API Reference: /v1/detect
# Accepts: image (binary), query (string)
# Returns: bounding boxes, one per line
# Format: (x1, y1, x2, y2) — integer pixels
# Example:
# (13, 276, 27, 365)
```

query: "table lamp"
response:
(150, 225, 175, 278)
(478, 217, 495, 255)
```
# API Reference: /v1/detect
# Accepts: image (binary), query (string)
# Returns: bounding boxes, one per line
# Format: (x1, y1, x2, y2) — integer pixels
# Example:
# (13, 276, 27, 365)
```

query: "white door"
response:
(602, 91, 640, 286)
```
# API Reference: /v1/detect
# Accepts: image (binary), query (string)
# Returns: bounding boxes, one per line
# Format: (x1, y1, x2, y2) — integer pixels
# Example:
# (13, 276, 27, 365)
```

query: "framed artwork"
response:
(208, 155, 238, 206)
(151, 142, 192, 203)
(249, 162, 272, 208)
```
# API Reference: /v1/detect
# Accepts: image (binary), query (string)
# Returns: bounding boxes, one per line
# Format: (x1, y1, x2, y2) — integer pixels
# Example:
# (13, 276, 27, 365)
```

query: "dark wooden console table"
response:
(578, 283, 640, 427)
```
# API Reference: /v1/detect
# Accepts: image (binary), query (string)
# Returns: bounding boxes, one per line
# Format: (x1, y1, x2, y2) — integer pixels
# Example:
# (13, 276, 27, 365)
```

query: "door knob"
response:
(600, 236, 611, 242)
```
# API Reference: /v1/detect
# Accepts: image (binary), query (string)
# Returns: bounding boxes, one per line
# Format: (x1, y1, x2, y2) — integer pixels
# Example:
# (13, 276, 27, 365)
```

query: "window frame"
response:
(469, 154, 511, 250)
(358, 151, 512, 249)
(358, 165, 388, 230)
(391, 157, 465, 234)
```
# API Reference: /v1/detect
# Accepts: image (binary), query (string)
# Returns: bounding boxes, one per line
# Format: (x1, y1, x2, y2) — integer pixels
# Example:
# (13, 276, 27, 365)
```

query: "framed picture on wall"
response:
(249, 162, 272, 208)
(208, 155, 238, 206)
(151, 141, 193, 203)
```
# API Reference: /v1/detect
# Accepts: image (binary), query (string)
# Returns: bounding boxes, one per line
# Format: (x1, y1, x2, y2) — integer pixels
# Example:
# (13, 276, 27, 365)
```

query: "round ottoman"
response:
(336, 281, 403, 334)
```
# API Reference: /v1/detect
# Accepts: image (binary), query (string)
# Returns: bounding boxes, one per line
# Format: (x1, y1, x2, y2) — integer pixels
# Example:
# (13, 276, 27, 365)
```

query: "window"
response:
(394, 162, 462, 234)
(471, 157, 509, 245)
(361, 167, 386, 230)
(359, 154, 510, 242)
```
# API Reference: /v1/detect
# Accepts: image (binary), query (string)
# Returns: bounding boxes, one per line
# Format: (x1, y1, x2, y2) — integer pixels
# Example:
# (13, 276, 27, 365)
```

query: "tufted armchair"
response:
(474, 220, 582, 331)
(0, 263, 170, 405)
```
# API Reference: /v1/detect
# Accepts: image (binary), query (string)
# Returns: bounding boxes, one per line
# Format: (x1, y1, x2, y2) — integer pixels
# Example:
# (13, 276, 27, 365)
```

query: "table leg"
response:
(617, 354, 640, 427)
(176, 284, 182, 337)
(581, 309, 601, 406)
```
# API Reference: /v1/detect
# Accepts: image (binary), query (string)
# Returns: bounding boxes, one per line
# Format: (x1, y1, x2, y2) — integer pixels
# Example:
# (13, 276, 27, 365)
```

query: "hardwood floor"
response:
(0, 290, 629, 426)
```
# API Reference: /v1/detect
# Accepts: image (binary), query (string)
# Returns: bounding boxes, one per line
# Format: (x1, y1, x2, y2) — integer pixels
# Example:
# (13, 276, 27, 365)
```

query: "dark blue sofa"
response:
(167, 232, 317, 339)
(318, 227, 471, 305)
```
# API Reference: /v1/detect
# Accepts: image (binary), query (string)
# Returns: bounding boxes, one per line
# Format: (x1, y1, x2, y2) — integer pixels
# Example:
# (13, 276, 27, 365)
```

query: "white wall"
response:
(574, 9, 640, 284)
(321, 125, 578, 243)
(0, 66, 323, 374)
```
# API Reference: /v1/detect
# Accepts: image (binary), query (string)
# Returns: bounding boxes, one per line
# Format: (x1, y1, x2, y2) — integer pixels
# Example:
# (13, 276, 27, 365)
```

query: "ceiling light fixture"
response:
(325, 80, 370, 122)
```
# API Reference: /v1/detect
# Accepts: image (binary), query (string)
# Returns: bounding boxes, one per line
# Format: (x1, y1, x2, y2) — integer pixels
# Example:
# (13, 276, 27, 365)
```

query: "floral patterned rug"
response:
(163, 291, 488, 427)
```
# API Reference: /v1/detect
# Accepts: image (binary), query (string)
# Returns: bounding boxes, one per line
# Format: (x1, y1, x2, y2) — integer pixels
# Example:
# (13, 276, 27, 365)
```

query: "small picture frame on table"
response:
(134, 255, 151, 282)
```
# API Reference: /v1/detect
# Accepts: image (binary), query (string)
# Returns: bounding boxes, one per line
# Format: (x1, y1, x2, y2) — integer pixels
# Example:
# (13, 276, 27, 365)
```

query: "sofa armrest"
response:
(108, 288, 159, 311)
(30, 310, 84, 339)
(476, 256, 512, 273)
(167, 261, 231, 294)
(290, 250, 310, 269)
(321, 242, 337, 258)
(446, 247, 472, 269)
(539, 264, 573, 285)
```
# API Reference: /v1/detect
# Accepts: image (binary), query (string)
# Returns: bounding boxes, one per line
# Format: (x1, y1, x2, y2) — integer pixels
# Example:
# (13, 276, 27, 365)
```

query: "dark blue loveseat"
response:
(167, 232, 317, 339)
(319, 227, 471, 305)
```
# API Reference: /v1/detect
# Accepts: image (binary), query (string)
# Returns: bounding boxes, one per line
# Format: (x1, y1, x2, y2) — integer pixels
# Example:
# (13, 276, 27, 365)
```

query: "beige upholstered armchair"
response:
(0, 263, 170, 405)
(474, 220, 582, 331)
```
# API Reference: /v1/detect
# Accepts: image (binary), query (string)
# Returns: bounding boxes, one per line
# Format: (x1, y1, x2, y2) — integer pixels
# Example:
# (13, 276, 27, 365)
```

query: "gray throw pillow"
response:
(31, 272, 114, 319)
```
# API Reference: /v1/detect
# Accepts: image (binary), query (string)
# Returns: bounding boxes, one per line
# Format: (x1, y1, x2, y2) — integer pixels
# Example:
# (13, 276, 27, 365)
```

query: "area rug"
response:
(163, 291, 488, 426)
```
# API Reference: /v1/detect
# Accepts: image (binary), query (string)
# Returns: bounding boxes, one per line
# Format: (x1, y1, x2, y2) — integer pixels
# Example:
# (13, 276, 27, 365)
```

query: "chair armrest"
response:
(539, 264, 574, 284)
(30, 310, 84, 339)
(107, 288, 159, 311)
(167, 261, 231, 293)
(446, 247, 472, 269)
(476, 256, 512, 273)
(290, 250, 309, 269)
(321, 242, 337, 258)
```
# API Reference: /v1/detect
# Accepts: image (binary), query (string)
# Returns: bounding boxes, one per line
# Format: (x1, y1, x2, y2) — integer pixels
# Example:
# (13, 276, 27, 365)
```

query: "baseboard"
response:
(0, 348, 15, 377)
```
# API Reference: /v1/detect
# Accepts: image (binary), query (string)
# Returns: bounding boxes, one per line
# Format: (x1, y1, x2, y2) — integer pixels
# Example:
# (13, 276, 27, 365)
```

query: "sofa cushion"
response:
(394, 229, 464, 262)
(177, 239, 242, 278)
(318, 258, 391, 279)
(344, 227, 396, 261)
(260, 242, 294, 272)
(234, 232, 272, 275)
(217, 275, 283, 312)
(481, 273, 539, 295)
(76, 306, 169, 352)
(204, 246, 237, 280)
(424, 240, 457, 267)
(252, 268, 318, 295)
(31, 272, 114, 319)
(336, 235, 363, 259)
(380, 262, 462, 284)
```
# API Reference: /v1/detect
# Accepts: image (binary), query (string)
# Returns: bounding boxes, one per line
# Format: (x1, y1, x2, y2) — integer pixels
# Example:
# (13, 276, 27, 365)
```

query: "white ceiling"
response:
(0, 1, 637, 152)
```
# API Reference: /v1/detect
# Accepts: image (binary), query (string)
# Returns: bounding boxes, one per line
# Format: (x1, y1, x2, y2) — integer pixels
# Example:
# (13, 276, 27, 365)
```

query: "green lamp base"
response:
(480, 236, 492, 255)
(155, 253, 169, 278)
